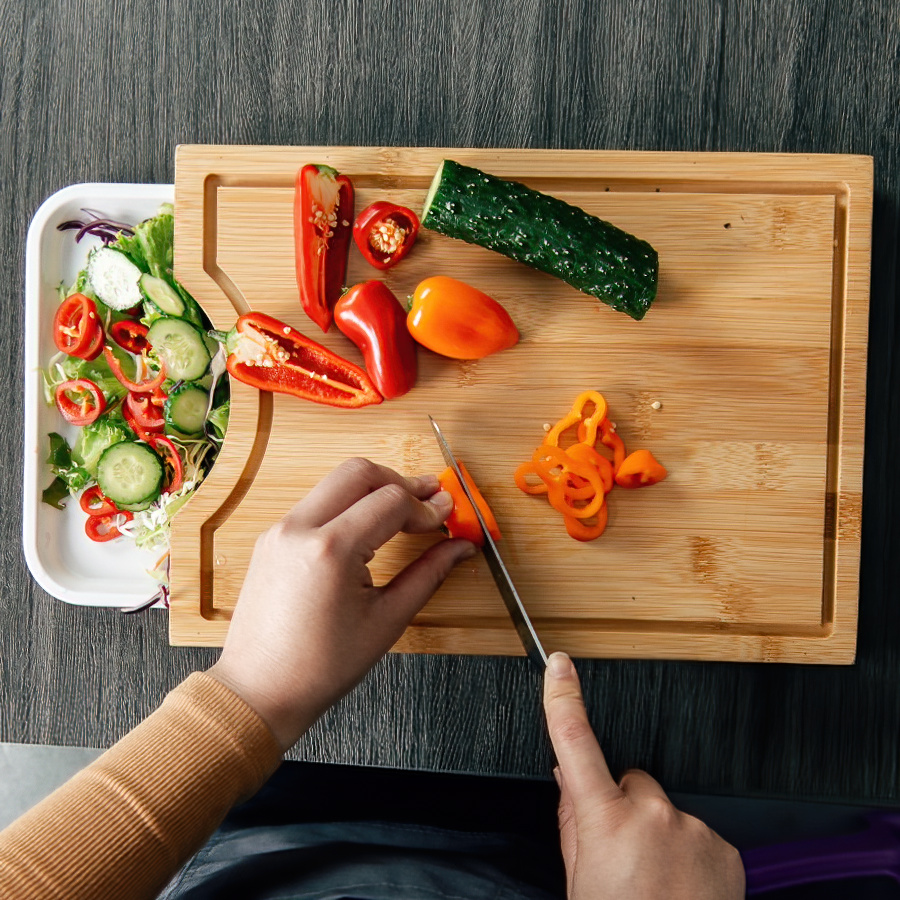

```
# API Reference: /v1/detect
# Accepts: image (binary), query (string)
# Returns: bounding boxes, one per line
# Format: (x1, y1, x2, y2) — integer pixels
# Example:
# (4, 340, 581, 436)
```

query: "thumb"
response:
(543, 652, 622, 807)
(555, 766, 578, 893)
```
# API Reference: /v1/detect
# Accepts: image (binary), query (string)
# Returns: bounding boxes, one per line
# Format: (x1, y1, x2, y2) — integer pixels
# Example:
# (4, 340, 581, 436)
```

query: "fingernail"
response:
(427, 490, 454, 514)
(552, 766, 563, 788)
(547, 652, 574, 678)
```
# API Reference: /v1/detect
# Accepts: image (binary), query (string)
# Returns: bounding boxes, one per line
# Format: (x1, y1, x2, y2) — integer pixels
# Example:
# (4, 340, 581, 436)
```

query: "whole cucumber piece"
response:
(421, 160, 658, 321)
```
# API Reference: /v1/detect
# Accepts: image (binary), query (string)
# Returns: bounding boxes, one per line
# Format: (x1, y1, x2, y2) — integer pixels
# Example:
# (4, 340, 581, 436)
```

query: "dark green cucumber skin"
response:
(422, 160, 659, 321)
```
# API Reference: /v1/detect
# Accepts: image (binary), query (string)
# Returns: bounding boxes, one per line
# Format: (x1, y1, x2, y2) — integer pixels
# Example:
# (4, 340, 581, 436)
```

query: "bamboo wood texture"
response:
(170, 145, 871, 663)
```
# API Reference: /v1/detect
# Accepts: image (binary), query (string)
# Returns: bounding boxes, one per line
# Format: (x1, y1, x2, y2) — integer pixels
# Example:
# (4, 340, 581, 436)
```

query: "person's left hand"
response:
(208, 457, 476, 750)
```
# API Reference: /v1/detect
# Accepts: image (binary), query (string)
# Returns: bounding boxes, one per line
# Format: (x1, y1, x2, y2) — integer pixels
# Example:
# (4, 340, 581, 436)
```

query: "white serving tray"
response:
(22, 184, 174, 607)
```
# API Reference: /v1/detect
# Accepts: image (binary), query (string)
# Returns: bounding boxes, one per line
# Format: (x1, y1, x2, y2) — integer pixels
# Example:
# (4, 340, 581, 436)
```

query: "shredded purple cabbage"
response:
(58, 208, 135, 245)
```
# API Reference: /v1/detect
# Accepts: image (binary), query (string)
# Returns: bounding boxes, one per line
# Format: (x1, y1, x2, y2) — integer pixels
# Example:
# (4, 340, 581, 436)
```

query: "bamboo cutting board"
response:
(169, 145, 871, 663)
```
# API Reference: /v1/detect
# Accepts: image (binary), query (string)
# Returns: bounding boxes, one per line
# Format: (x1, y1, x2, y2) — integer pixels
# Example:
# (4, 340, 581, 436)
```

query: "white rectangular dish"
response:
(23, 183, 174, 607)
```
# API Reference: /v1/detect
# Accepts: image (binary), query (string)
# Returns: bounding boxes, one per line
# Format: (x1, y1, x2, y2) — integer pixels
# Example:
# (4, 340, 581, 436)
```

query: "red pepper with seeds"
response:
(55, 379, 106, 426)
(353, 201, 420, 269)
(53, 293, 104, 360)
(334, 281, 418, 399)
(225, 311, 382, 409)
(294, 164, 354, 333)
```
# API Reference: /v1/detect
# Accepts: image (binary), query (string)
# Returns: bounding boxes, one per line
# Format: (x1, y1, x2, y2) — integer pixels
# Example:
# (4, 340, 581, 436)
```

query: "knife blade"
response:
(429, 415, 548, 670)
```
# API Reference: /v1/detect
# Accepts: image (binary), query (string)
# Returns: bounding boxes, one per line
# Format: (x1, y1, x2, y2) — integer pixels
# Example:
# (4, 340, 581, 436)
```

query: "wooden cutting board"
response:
(169, 145, 871, 663)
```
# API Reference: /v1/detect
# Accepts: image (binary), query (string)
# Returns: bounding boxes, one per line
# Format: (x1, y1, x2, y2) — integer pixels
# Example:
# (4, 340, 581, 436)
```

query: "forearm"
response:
(0, 671, 282, 900)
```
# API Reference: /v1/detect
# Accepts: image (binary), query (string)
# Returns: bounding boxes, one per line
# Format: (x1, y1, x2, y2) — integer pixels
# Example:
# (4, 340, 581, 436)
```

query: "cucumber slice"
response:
(147, 317, 211, 381)
(96, 441, 164, 507)
(87, 247, 144, 311)
(421, 160, 659, 321)
(140, 273, 185, 316)
(165, 383, 210, 436)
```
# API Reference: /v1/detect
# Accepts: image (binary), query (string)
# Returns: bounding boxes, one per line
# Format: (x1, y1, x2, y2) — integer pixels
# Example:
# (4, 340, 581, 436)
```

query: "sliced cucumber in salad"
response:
(165, 383, 210, 436)
(140, 273, 185, 317)
(147, 317, 211, 381)
(87, 247, 144, 311)
(96, 441, 164, 508)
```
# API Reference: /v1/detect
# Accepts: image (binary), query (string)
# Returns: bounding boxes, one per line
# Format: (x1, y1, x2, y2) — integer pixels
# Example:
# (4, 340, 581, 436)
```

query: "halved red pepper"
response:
(55, 379, 106, 426)
(110, 320, 150, 354)
(294, 164, 354, 332)
(333, 281, 418, 399)
(53, 293, 104, 360)
(103, 346, 167, 394)
(438, 460, 502, 548)
(226, 312, 382, 409)
(353, 201, 420, 269)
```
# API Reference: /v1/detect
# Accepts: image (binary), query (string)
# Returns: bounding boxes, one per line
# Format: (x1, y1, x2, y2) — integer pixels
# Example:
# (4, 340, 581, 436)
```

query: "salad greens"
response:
(44, 204, 230, 587)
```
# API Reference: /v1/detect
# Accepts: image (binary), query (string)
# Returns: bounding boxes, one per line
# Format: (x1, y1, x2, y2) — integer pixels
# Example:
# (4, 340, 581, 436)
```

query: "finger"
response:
(325, 483, 454, 558)
(283, 458, 440, 529)
(555, 767, 578, 894)
(377, 538, 478, 630)
(617, 768, 671, 804)
(543, 652, 621, 805)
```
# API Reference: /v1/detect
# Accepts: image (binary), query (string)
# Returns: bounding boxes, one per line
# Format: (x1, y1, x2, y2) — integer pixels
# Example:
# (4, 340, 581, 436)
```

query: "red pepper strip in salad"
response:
(53, 293, 104, 360)
(294, 164, 354, 332)
(353, 201, 420, 269)
(103, 346, 167, 394)
(110, 320, 150, 355)
(85, 510, 134, 543)
(125, 391, 166, 432)
(615, 449, 668, 488)
(79, 485, 119, 517)
(333, 281, 418, 399)
(226, 312, 382, 409)
(147, 434, 184, 493)
(55, 379, 106, 426)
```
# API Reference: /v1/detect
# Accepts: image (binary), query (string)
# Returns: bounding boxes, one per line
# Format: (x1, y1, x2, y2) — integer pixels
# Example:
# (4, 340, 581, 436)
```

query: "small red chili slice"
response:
(353, 201, 420, 269)
(103, 346, 167, 393)
(110, 320, 150, 354)
(147, 434, 184, 493)
(79, 485, 119, 517)
(53, 293, 104, 360)
(124, 391, 166, 432)
(85, 511, 133, 542)
(55, 379, 106, 426)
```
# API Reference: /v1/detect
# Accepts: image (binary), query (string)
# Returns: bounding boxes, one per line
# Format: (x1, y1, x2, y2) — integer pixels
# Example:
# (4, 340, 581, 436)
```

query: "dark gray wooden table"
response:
(1, 0, 898, 805)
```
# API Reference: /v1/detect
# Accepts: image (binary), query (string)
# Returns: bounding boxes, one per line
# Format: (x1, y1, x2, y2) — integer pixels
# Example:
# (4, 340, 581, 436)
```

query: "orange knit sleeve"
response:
(0, 671, 283, 900)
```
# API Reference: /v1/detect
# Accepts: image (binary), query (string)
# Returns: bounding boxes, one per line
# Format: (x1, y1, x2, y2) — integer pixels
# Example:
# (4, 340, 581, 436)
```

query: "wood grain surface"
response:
(2, 0, 900, 804)
(169, 145, 871, 664)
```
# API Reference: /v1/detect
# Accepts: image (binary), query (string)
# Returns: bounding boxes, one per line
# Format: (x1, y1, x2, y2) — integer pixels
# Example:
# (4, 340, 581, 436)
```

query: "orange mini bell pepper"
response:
(438, 460, 502, 547)
(614, 449, 668, 488)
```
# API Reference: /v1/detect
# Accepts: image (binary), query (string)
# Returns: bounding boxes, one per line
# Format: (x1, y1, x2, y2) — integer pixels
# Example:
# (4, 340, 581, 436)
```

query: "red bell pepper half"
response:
(225, 312, 382, 409)
(53, 293, 104, 360)
(353, 202, 420, 269)
(294, 164, 354, 333)
(333, 281, 418, 400)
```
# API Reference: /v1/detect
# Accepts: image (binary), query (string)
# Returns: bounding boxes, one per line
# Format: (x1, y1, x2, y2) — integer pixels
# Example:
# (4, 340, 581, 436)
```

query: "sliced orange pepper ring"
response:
(564, 504, 609, 542)
(614, 449, 668, 488)
(513, 461, 548, 495)
(565, 442, 615, 494)
(438, 460, 502, 547)
(599, 419, 626, 472)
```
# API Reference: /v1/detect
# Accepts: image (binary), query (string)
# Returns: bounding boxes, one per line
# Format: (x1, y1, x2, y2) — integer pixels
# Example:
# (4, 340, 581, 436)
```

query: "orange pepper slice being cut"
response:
(438, 460, 502, 547)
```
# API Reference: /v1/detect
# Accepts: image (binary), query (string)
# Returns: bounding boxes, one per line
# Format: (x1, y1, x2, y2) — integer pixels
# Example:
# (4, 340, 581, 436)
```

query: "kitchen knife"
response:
(429, 415, 549, 671)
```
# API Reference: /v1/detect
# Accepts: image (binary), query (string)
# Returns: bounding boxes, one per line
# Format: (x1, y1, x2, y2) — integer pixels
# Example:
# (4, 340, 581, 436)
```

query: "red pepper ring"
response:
(353, 201, 420, 269)
(147, 434, 184, 494)
(125, 391, 166, 432)
(85, 510, 134, 542)
(55, 379, 106, 426)
(110, 320, 150, 354)
(103, 345, 167, 394)
(79, 485, 119, 517)
(53, 293, 104, 360)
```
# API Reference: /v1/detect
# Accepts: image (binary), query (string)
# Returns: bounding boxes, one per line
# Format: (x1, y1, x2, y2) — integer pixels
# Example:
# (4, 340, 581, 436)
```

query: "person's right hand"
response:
(543, 652, 745, 899)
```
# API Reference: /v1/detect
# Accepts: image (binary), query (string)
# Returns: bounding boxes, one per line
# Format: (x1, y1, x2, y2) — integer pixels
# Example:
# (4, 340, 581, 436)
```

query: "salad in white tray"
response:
(28, 191, 228, 609)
